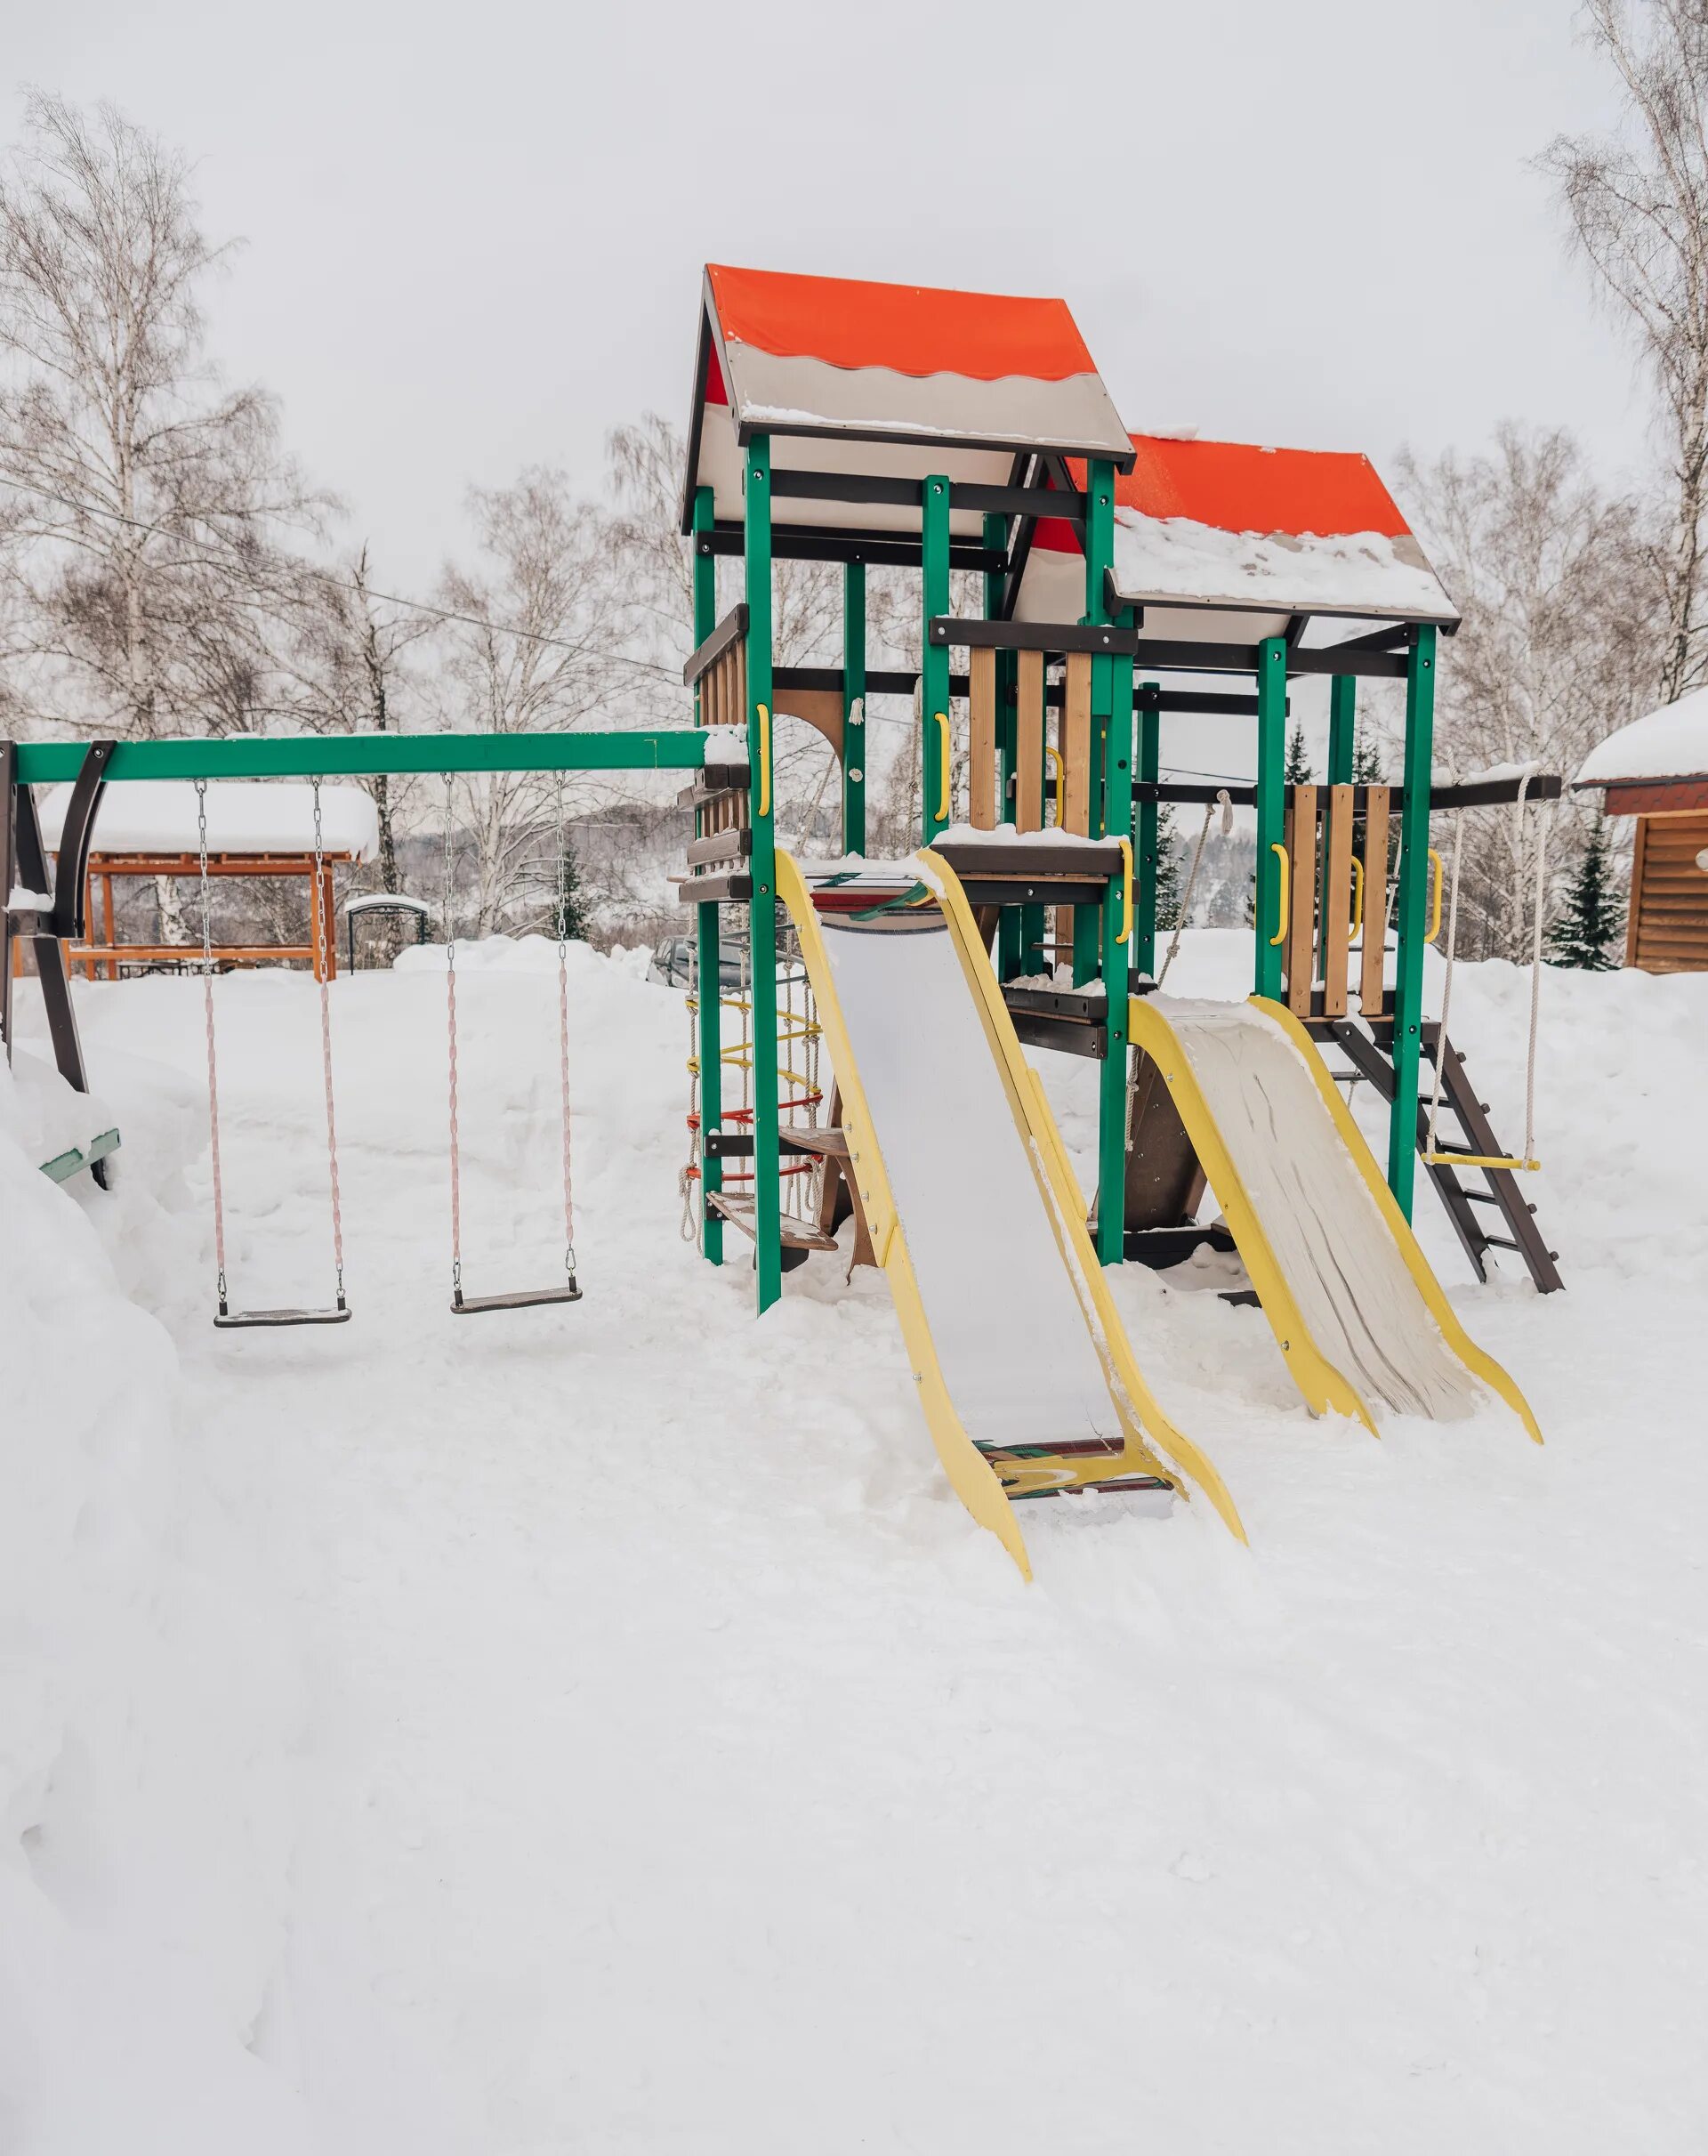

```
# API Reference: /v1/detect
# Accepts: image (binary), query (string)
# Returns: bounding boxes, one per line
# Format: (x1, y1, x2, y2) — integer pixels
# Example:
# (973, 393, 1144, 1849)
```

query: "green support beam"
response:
(692, 483, 723, 1267)
(11, 731, 708, 785)
(921, 474, 952, 844)
(1253, 637, 1288, 1000)
(842, 561, 866, 856)
(1387, 626, 1438, 1217)
(744, 438, 783, 1312)
(1326, 674, 1356, 785)
(1082, 459, 1128, 1264)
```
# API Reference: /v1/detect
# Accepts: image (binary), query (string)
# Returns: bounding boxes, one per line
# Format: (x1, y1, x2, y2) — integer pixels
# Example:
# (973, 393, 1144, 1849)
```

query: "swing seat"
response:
(215, 1303, 352, 1328)
(451, 1280, 582, 1315)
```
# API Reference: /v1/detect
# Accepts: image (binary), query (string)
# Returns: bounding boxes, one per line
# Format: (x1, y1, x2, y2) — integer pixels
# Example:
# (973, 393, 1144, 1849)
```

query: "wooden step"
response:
(707, 1191, 839, 1252)
(777, 1120, 851, 1159)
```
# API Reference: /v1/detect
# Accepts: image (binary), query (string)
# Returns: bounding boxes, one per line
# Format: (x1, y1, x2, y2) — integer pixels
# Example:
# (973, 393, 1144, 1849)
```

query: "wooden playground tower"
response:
(673, 265, 1559, 1310)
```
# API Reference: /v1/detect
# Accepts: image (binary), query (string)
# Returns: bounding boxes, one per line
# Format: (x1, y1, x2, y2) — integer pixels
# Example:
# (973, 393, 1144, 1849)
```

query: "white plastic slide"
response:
(1128, 995, 1541, 1441)
(776, 851, 1244, 1578)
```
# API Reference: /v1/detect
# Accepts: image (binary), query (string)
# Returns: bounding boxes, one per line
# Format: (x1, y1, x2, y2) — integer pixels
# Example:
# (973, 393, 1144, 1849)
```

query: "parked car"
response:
(648, 933, 808, 994)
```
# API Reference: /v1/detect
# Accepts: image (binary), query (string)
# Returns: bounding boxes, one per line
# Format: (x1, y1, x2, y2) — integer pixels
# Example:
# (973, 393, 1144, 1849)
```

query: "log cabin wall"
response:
(1627, 810, 1708, 973)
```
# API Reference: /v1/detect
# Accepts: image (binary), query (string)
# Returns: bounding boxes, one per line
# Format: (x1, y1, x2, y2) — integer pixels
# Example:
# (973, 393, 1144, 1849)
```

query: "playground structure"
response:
(2, 262, 1553, 1575)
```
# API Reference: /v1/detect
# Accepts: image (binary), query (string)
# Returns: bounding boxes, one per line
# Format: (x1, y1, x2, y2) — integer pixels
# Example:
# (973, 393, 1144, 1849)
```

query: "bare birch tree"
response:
(0, 93, 326, 732)
(1398, 424, 1660, 957)
(0, 93, 326, 937)
(1540, 0, 1708, 698)
(439, 468, 617, 933)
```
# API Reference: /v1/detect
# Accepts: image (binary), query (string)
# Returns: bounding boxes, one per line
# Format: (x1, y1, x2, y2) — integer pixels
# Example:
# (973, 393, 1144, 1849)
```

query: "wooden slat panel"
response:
(1014, 650, 1044, 832)
(969, 647, 998, 830)
(1062, 653, 1092, 836)
(1626, 814, 1647, 967)
(1359, 786, 1390, 1017)
(1322, 782, 1354, 1017)
(1285, 784, 1318, 1014)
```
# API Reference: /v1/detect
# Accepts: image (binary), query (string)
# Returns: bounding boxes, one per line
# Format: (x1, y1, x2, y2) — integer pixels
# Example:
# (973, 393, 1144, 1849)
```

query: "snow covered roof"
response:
(684, 263, 1132, 538)
(1015, 433, 1460, 640)
(1575, 690, 1708, 788)
(36, 779, 380, 861)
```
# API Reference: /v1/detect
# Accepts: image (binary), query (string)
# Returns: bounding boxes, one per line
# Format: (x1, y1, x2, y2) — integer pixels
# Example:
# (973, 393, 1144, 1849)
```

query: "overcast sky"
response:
(4, 1, 1655, 780)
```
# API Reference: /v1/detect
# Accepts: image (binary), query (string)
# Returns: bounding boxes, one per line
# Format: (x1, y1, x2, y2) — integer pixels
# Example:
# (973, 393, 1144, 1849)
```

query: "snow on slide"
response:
(819, 915, 1124, 1458)
(1134, 995, 1539, 1436)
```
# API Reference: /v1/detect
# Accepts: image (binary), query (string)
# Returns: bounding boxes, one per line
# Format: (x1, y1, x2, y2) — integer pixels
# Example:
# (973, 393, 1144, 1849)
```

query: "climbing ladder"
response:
(1310, 1017, 1562, 1294)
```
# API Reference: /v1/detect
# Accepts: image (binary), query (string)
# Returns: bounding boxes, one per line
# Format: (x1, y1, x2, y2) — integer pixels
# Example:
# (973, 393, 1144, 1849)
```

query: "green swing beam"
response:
(10, 731, 711, 785)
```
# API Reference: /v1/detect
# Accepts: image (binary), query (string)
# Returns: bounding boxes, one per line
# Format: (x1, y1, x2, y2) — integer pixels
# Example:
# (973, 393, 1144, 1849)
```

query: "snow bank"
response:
(1575, 688, 1708, 785)
(0, 1054, 314, 2154)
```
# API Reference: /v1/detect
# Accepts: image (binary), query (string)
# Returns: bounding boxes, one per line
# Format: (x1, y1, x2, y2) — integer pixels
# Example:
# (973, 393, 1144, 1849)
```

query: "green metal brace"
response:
(744, 439, 783, 1311)
(921, 475, 952, 844)
(842, 561, 866, 856)
(1253, 638, 1287, 1000)
(1387, 626, 1438, 1216)
(691, 484, 723, 1266)
(1082, 460, 1129, 1263)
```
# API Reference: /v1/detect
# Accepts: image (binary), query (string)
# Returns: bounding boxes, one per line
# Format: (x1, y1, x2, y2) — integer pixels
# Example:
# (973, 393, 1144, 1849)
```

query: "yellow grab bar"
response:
(1425, 847, 1444, 942)
(1116, 837, 1132, 945)
(1350, 854, 1365, 935)
(936, 712, 951, 825)
(1269, 842, 1290, 947)
(1046, 744, 1065, 825)
(1423, 1152, 1542, 1173)
(755, 704, 771, 818)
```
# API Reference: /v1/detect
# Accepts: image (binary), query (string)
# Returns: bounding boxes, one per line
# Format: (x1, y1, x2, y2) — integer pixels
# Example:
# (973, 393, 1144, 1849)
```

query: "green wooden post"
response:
(1077, 460, 1124, 1261)
(842, 561, 866, 856)
(691, 485, 723, 1265)
(744, 439, 782, 1311)
(1133, 683, 1160, 981)
(1327, 674, 1356, 784)
(1253, 637, 1288, 1000)
(921, 474, 952, 844)
(1387, 626, 1437, 1217)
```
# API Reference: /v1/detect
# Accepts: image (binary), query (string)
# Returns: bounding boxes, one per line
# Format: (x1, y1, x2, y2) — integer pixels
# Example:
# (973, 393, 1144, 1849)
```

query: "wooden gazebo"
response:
(36, 778, 380, 981)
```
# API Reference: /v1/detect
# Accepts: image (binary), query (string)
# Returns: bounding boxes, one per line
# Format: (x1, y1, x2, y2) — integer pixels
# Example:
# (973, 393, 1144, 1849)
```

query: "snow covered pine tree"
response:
(1545, 814, 1625, 970)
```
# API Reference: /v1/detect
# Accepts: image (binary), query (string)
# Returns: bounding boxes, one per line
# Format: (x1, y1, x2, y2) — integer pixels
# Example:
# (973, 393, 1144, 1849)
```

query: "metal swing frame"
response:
(6, 731, 707, 1322)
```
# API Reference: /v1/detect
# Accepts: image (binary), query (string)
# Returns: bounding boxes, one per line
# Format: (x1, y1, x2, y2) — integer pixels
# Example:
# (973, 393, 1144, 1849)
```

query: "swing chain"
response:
(444, 775, 461, 1296)
(310, 777, 347, 1306)
(195, 779, 229, 1310)
(552, 772, 576, 1285)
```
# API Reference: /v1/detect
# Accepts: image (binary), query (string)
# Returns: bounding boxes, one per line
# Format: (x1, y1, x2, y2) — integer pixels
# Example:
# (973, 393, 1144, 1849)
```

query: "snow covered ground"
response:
(4, 932, 1706, 2152)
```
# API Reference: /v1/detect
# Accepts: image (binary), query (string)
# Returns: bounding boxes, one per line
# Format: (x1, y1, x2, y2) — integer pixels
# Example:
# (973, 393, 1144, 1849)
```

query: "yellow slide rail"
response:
(1129, 993, 1542, 1445)
(775, 851, 1245, 1579)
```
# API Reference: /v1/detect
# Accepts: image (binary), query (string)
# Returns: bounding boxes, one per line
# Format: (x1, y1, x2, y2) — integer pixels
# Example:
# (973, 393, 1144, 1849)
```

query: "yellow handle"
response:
(756, 704, 770, 818)
(1426, 847, 1443, 942)
(936, 712, 951, 825)
(1046, 745, 1065, 826)
(1350, 855, 1365, 935)
(1116, 837, 1132, 945)
(1269, 842, 1290, 948)
(1423, 1152, 1542, 1173)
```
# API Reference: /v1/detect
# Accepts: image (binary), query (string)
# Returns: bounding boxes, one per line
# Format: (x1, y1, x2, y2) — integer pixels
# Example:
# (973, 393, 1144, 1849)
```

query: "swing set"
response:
(4, 731, 711, 1325)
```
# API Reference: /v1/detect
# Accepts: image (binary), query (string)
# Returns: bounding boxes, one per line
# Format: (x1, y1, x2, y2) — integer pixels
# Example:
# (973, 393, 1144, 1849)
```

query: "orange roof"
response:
(1075, 437, 1413, 539)
(705, 263, 1099, 384)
